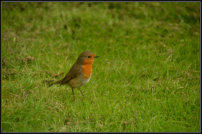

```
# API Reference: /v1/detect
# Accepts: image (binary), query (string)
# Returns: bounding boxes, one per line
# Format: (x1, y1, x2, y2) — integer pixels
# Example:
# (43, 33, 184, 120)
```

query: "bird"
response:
(49, 51, 99, 101)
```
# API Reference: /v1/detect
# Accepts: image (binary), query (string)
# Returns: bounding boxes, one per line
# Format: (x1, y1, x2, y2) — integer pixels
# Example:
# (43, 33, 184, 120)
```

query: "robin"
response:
(49, 51, 99, 101)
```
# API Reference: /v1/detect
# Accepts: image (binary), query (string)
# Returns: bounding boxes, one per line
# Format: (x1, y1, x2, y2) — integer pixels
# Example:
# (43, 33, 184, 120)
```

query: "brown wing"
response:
(59, 63, 81, 85)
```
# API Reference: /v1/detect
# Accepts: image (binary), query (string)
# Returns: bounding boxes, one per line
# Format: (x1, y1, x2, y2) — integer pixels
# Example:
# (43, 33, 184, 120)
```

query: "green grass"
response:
(2, 2, 200, 132)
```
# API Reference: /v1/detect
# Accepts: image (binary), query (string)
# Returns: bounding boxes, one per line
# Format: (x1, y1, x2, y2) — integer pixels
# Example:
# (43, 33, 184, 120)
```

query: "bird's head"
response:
(77, 51, 99, 65)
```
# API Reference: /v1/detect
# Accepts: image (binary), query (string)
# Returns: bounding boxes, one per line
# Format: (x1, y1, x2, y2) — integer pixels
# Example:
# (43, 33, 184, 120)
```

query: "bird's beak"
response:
(94, 56, 99, 58)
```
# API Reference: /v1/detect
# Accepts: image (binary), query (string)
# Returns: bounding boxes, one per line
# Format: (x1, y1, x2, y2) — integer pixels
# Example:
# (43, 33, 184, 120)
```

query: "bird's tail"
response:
(43, 79, 62, 87)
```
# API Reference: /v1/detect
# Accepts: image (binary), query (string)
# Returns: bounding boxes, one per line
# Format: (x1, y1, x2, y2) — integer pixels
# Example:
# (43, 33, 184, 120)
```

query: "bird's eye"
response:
(88, 56, 92, 58)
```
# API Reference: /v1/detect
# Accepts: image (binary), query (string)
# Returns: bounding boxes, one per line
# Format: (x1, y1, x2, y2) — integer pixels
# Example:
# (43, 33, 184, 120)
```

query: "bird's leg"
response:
(78, 88, 84, 97)
(71, 88, 75, 101)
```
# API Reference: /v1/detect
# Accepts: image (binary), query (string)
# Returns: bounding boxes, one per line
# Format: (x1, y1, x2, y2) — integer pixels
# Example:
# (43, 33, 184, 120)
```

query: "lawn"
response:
(2, 2, 200, 132)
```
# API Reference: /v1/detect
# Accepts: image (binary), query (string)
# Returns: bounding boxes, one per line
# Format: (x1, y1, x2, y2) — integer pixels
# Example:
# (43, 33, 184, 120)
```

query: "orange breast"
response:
(81, 64, 92, 78)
